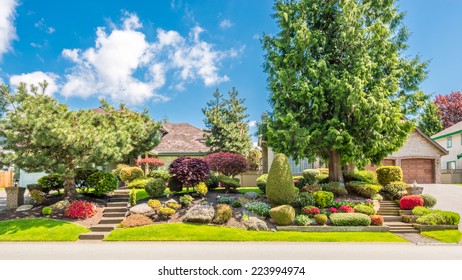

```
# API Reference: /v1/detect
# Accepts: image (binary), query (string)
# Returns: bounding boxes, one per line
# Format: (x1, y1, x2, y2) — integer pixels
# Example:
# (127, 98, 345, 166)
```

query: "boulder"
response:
(269, 205, 295, 226)
(244, 192, 259, 200)
(16, 205, 33, 212)
(183, 205, 215, 224)
(130, 203, 153, 215)
(165, 198, 178, 204)
(243, 217, 269, 231)
(50, 200, 70, 211)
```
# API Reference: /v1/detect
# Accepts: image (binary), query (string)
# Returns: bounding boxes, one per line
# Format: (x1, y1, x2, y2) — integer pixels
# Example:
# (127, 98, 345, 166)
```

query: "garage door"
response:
(401, 159, 434, 183)
(365, 159, 396, 172)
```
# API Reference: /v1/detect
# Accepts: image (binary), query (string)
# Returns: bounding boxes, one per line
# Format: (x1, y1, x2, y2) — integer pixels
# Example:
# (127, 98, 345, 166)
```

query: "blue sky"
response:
(1, 0, 462, 142)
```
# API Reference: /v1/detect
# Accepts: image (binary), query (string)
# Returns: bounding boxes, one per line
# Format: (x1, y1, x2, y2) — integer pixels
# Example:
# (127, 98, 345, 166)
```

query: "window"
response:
(447, 161, 456, 170)
(447, 136, 453, 148)
(288, 158, 312, 174)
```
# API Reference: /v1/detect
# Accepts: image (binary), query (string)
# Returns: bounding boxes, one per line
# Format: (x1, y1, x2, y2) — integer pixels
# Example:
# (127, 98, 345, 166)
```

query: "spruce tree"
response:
(419, 102, 443, 136)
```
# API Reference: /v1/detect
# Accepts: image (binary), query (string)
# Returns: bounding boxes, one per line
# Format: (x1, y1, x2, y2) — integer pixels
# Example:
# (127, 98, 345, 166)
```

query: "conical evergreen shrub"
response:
(266, 153, 296, 205)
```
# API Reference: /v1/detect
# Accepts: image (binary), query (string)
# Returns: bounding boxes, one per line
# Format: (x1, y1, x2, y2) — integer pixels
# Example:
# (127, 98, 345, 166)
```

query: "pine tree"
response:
(262, 0, 426, 182)
(419, 102, 443, 136)
(202, 87, 252, 157)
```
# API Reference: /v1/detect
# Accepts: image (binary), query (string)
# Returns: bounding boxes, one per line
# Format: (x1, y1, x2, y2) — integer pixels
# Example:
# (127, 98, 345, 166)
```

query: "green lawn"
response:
(0, 218, 90, 241)
(421, 230, 462, 243)
(105, 223, 407, 242)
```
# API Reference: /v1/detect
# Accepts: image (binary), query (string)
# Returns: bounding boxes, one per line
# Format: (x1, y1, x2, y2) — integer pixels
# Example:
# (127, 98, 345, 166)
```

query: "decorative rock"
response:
(50, 200, 70, 211)
(165, 198, 178, 204)
(243, 217, 269, 231)
(16, 204, 33, 212)
(244, 192, 259, 200)
(183, 205, 215, 224)
(130, 203, 153, 215)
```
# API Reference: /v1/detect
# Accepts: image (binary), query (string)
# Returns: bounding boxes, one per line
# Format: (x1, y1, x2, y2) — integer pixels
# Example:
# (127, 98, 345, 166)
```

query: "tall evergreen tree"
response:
(262, 0, 427, 182)
(0, 82, 162, 197)
(202, 87, 252, 157)
(418, 102, 443, 136)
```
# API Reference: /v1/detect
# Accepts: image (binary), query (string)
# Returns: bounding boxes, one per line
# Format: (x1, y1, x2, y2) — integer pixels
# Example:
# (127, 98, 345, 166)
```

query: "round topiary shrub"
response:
(269, 205, 296, 226)
(41, 206, 53, 215)
(87, 171, 118, 196)
(376, 166, 403, 186)
(127, 178, 152, 189)
(370, 215, 384, 226)
(313, 191, 334, 208)
(266, 153, 296, 206)
(147, 199, 162, 210)
(421, 194, 437, 208)
(119, 166, 144, 183)
(314, 214, 328, 225)
(145, 178, 166, 198)
(37, 174, 64, 194)
(399, 195, 424, 210)
(213, 204, 233, 224)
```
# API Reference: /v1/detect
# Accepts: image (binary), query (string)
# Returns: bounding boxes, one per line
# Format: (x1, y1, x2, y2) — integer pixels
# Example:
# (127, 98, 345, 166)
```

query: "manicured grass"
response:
(237, 186, 262, 194)
(105, 223, 407, 242)
(421, 230, 462, 243)
(0, 218, 90, 241)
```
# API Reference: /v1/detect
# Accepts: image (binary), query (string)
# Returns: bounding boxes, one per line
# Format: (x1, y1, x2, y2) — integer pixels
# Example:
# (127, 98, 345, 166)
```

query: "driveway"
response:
(0, 189, 6, 211)
(420, 184, 462, 217)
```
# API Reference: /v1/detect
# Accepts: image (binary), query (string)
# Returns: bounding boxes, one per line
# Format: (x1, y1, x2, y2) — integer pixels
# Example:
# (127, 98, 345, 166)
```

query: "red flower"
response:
(303, 206, 320, 217)
(329, 207, 338, 213)
(338, 205, 354, 213)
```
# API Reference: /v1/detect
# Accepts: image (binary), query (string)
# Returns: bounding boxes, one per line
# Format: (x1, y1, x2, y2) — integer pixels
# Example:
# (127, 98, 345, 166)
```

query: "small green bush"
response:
(298, 192, 315, 207)
(412, 206, 432, 216)
(346, 181, 382, 198)
(382, 181, 409, 199)
(145, 178, 166, 198)
(159, 207, 176, 217)
(119, 166, 144, 182)
(295, 215, 312, 226)
(111, 163, 129, 180)
(376, 166, 403, 186)
(148, 199, 162, 210)
(343, 170, 377, 183)
(86, 171, 118, 196)
(127, 178, 152, 189)
(218, 175, 240, 192)
(416, 211, 460, 225)
(232, 200, 242, 208)
(214, 204, 233, 224)
(168, 176, 183, 192)
(421, 194, 437, 208)
(313, 191, 334, 208)
(321, 182, 348, 197)
(179, 195, 194, 206)
(353, 204, 376, 215)
(41, 207, 53, 215)
(266, 154, 296, 205)
(330, 213, 372, 226)
(245, 201, 271, 217)
(148, 170, 171, 182)
(314, 214, 328, 225)
(256, 174, 268, 192)
(269, 205, 296, 226)
(206, 173, 220, 190)
(302, 169, 320, 184)
(129, 189, 136, 206)
(37, 174, 64, 194)
(166, 201, 181, 210)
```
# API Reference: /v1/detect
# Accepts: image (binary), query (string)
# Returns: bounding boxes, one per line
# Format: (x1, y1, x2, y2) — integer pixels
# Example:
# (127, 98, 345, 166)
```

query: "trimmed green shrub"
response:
(343, 170, 377, 183)
(302, 169, 320, 183)
(416, 211, 460, 225)
(269, 205, 296, 226)
(127, 178, 152, 189)
(412, 206, 432, 216)
(148, 170, 171, 182)
(86, 171, 118, 196)
(214, 204, 233, 224)
(232, 200, 242, 208)
(129, 189, 136, 206)
(218, 175, 240, 192)
(168, 176, 183, 192)
(313, 191, 334, 208)
(119, 166, 144, 183)
(354, 204, 376, 215)
(295, 214, 312, 226)
(179, 195, 194, 206)
(245, 201, 271, 217)
(382, 181, 409, 200)
(421, 194, 437, 208)
(37, 174, 64, 194)
(376, 166, 403, 186)
(256, 174, 268, 192)
(159, 207, 176, 217)
(298, 192, 315, 207)
(111, 163, 129, 180)
(314, 214, 328, 225)
(346, 181, 382, 198)
(266, 154, 297, 206)
(330, 213, 372, 226)
(148, 199, 162, 210)
(41, 206, 53, 215)
(205, 173, 220, 190)
(145, 178, 166, 198)
(321, 182, 348, 197)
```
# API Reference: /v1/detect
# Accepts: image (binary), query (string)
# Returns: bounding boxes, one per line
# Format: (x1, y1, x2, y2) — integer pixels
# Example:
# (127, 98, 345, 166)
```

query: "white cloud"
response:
(30, 42, 42, 48)
(9, 71, 60, 96)
(0, 0, 18, 60)
(248, 120, 257, 128)
(252, 34, 260, 40)
(34, 18, 55, 34)
(219, 19, 233, 29)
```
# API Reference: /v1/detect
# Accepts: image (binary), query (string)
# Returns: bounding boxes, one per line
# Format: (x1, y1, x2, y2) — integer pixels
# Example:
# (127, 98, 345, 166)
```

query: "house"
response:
(431, 121, 462, 183)
(260, 127, 447, 183)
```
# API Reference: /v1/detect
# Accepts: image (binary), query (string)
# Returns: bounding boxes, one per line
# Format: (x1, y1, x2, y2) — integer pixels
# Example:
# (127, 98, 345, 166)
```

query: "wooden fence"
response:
(0, 170, 13, 188)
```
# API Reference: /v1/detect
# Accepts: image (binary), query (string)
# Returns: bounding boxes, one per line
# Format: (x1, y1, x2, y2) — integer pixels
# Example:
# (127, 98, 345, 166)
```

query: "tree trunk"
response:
(63, 176, 78, 198)
(328, 149, 344, 182)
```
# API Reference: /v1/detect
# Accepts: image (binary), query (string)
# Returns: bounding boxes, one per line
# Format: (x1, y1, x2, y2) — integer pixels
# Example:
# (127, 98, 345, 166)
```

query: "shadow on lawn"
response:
(0, 218, 68, 235)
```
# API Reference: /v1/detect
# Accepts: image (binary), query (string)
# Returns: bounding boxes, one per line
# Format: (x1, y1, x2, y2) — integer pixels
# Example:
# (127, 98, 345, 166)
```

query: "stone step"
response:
(109, 197, 129, 202)
(390, 229, 419, 233)
(90, 224, 118, 232)
(99, 217, 124, 224)
(107, 202, 128, 207)
(104, 207, 128, 213)
(385, 222, 412, 226)
(78, 232, 107, 240)
(379, 207, 401, 210)
(383, 216, 402, 222)
(377, 212, 400, 216)
(103, 212, 128, 218)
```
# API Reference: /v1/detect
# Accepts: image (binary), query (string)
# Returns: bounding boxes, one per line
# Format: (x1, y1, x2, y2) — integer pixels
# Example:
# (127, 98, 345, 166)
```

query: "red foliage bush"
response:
(135, 157, 165, 168)
(64, 200, 96, 219)
(338, 205, 354, 213)
(370, 215, 384, 226)
(204, 152, 248, 177)
(399, 195, 424, 210)
(169, 157, 210, 187)
(329, 207, 338, 213)
(303, 206, 320, 217)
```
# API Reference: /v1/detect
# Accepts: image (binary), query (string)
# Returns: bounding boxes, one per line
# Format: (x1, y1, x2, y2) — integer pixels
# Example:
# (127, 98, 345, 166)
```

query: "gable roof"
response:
(150, 123, 209, 155)
(414, 127, 448, 155)
(431, 120, 462, 140)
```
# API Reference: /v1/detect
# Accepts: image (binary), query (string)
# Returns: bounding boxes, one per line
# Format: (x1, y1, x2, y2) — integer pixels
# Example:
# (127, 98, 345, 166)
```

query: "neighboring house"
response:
(260, 127, 447, 183)
(431, 121, 462, 183)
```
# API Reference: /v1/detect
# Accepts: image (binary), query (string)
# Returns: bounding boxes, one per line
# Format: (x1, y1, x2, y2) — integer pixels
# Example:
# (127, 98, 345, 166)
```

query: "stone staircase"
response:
(78, 190, 130, 241)
(378, 199, 419, 234)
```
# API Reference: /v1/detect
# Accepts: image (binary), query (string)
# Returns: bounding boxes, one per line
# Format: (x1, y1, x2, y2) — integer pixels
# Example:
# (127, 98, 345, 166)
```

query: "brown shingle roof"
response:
(152, 123, 209, 154)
